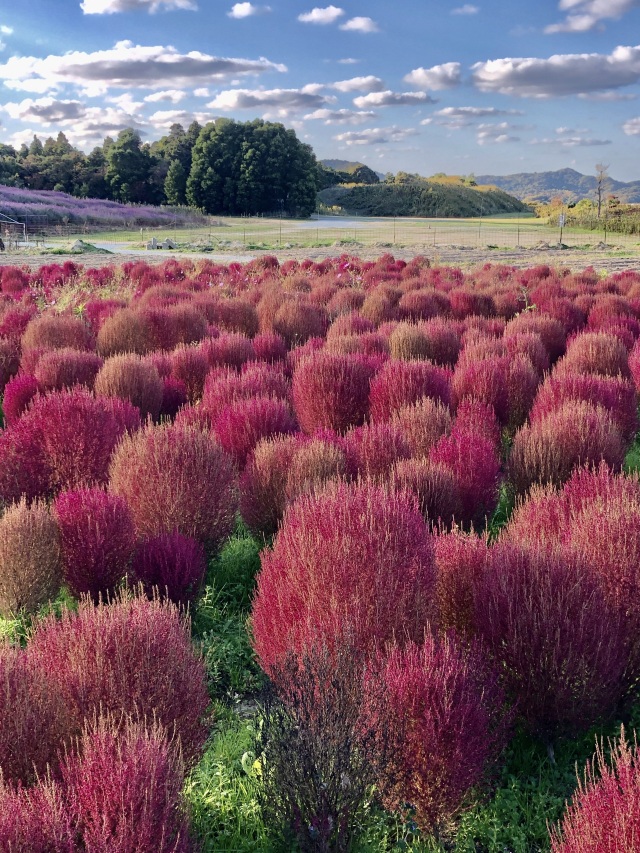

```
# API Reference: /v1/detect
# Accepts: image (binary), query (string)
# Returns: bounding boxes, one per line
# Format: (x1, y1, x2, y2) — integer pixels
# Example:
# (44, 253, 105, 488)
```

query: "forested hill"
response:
(318, 181, 530, 218)
(476, 168, 640, 204)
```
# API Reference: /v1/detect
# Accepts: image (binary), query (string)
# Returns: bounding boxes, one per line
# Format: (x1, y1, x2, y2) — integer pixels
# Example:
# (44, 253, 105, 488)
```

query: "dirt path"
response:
(1, 242, 639, 274)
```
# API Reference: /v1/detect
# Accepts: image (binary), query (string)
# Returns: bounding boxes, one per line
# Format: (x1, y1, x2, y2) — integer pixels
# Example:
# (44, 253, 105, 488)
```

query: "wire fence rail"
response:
(9, 215, 640, 253)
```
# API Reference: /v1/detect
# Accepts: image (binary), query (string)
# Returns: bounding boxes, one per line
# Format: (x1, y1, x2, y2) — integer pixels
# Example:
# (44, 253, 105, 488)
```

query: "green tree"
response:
(164, 159, 188, 206)
(106, 128, 153, 203)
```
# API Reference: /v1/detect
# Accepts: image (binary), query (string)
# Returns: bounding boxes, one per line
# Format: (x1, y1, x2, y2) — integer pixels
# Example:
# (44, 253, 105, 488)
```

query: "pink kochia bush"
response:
(0, 388, 141, 503)
(1, 373, 39, 425)
(27, 591, 210, 766)
(94, 353, 164, 421)
(550, 726, 640, 853)
(213, 396, 298, 469)
(251, 480, 435, 678)
(33, 348, 103, 393)
(132, 532, 207, 606)
(291, 351, 377, 434)
(109, 422, 237, 551)
(53, 488, 137, 602)
(363, 635, 508, 835)
(0, 774, 74, 853)
(369, 358, 451, 422)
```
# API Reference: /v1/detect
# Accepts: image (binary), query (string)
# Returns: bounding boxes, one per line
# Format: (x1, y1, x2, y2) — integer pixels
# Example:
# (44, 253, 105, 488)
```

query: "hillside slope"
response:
(476, 168, 640, 203)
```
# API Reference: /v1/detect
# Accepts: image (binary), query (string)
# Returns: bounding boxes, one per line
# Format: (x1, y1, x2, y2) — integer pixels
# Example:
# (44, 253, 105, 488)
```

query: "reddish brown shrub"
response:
(558, 331, 631, 379)
(364, 635, 508, 834)
(292, 351, 376, 434)
(2, 373, 38, 424)
(21, 314, 93, 355)
(213, 396, 298, 468)
(434, 529, 490, 636)
(53, 488, 136, 602)
(397, 288, 448, 321)
(61, 714, 192, 853)
(159, 376, 188, 419)
(326, 311, 375, 341)
(273, 300, 326, 347)
(508, 401, 625, 495)
(474, 542, 628, 742)
(109, 422, 237, 551)
(0, 336, 19, 392)
(342, 421, 411, 480)
(285, 437, 348, 503)
(452, 356, 510, 425)
(0, 775, 74, 852)
(251, 331, 288, 363)
(369, 359, 451, 422)
(503, 331, 550, 375)
(392, 458, 462, 529)
(392, 397, 452, 458)
(34, 348, 103, 393)
(504, 313, 566, 362)
(453, 399, 501, 449)
(0, 497, 61, 618)
(420, 318, 461, 367)
(239, 435, 299, 538)
(550, 727, 640, 853)
(506, 354, 540, 431)
(94, 353, 163, 421)
(169, 344, 209, 404)
(208, 297, 259, 337)
(28, 591, 209, 765)
(251, 480, 435, 675)
(388, 323, 432, 360)
(200, 332, 255, 370)
(96, 308, 156, 357)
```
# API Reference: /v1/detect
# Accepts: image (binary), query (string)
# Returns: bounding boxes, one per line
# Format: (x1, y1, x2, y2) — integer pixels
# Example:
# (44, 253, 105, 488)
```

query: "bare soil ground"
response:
(1, 242, 639, 273)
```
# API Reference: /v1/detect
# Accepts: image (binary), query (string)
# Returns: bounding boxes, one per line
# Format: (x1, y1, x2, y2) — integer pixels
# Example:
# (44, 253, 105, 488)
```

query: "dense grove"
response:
(2, 253, 640, 850)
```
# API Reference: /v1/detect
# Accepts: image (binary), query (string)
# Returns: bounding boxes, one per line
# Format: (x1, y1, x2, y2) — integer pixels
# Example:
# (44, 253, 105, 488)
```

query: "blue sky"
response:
(1, 0, 640, 179)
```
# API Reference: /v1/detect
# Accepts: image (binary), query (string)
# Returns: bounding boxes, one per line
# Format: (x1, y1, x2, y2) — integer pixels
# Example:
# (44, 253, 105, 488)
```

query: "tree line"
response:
(0, 119, 350, 218)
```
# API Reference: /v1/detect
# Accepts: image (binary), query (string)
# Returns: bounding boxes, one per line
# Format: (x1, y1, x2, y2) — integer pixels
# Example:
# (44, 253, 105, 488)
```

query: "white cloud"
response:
(476, 122, 521, 145)
(545, 0, 640, 33)
(81, 0, 197, 13)
(623, 116, 640, 134)
(530, 134, 612, 146)
(298, 5, 344, 24)
(0, 42, 287, 94)
(193, 87, 210, 97)
(337, 57, 359, 64)
(431, 105, 524, 127)
(304, 107, 376, 124)
(0, 26, 13, 34)
(144, 89, 186, 103)
(472, 45, 640, 97)
(404, 62, 462, 90)
(2, 98, 88, 125)
(332, 75, 384, 93)
(579, 90, 637, 100)
(353, 90, 435, 107)
(207, 85, 333, 114)
(452, 4, 479, 13)
(339, 16, 380, 32)
(147, 108, 209, 128)
(228, 2, 270, 18)
(334, 126, 419, 145)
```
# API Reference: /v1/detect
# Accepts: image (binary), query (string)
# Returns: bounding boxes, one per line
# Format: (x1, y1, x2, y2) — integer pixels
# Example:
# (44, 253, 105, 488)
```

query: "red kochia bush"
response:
(1, 373, 38, 424)
(170, 344, 210, 404)
(452, 356, 510, 426)
(60, 715, 193, 853)
(558, 331, 631, 379)
(239, 435, 299, 538)
(364, 635, 508, 834)
(21, 313, 93, 355)
(0, 337, 19, 392)
(474, 542, 628, 743)
(200, 332, 255, 370)
(94, 353, 164, 421)
(292, 351, 377, 434)
(27, 591, 209, 766)
(343, 421, 411, 480)
(392, 458, 462, 530)
(392, 397, 452, 458)
(434, 529, 491, 636)
(251, 480, 435, 677)
(53, 488, 136, 602)
(0, 642, 69, 786)
(273, 300, 327, 347)
(33, 347, 103, 393)
(0, 775, 74, 853)
(369, 359, 451, 422)
(550, 727, 640, 853)
(96, 308, 156, 357)
(109, 422, 237, 551)
(0, 497, 62, 618)
(132, 532, 207, 606)
(251, 331, 288, 363)
(0, 388, 141, 502)
(213, 396, 298, 468)
(508, 401, 626, 495)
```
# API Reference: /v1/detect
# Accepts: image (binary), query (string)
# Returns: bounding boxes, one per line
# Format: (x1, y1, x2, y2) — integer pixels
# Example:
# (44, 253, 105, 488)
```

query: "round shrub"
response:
(364, 635, 508, 835)
(392, 397, 452, 458)
(21, 313, 93, 355)
(252, 331, 288, 363)
(94, 353, 163, 421)
(273, 300, 326, 347)
(34, 347, 103, 393)
(159, 376, 188, 419)
(251, 480, 435, 676)
(558, 331, 631, 379)
(132, 532, 207, 606)
(96, 308, 156, 357)
(239, 435, 299, 538)
(452, 356, 510, 426)
(1, 373, 38, 425)
(53, 487, 136, 602)
(388, 323, 431, 361)
(170, 344, 210, 404)
(109, 422, 237, 551)
(285, 437, 348, 504)
(28, 591, 209, 766)
(0, 497, 61, 618)
(200, 332, 255, 370)
(0, 336, 19, 393)
(0, 774, 73, 852)
(434, 529, 490, 636)
(292, 351, 376, 434)
(392, 458, 462, 529)
(213, 396, 298, 469)
(342, 421, 411, 481)
(369, 359, 451, 422)
(508, 401, 625, 496)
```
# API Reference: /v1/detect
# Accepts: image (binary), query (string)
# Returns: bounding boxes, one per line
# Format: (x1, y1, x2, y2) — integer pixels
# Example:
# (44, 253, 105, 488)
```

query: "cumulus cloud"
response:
(332, 75, 385, 92)
(452, 4, 479, 13)
(404, 62, 462, 90)
(339, 17, 380, 32)
(207, 85, 333, 114)
(472, 45, 640, 97)
(81, 0, 197, 13)
(430, 105, 524, 127)
(337, 57, 360, 64)
(0, 42, 287, 94)
(298, 5, 344, 24)
(304, 107, 376, 124)
(353, 90, 435, 107)
(579, 90, 637, 100)
(228, 2, 271, 18)
(545, 0, 640, 33)
(2, 98, 88, 125)
(530, 133, 612, 146)
(476, 122, 521, 145)
(0, 25, 13, 34)
(146, 108, 209, 128)
(623, 116, 640, 134)
(333, 126, 419, 145)
(143, 89, 186, 103)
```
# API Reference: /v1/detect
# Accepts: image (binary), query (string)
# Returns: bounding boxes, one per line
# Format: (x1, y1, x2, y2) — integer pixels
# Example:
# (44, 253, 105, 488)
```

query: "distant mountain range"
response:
(475, 168, 640, 204)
